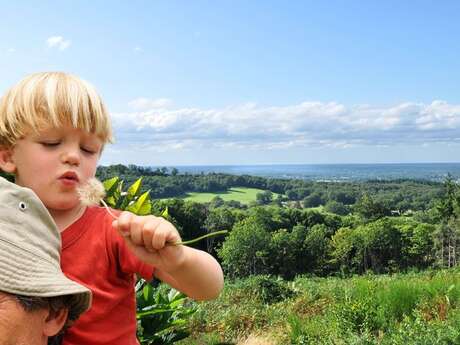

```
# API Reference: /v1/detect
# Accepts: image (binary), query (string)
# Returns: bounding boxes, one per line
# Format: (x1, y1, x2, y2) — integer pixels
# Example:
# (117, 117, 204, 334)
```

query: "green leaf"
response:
(103, 177, 119, 197)
(161, 207, 169, 218)
(127, 191, 152, 215)
(136, 308, 178, 318)
(128, 177, 143, 198)
(143, 284, 150, 301)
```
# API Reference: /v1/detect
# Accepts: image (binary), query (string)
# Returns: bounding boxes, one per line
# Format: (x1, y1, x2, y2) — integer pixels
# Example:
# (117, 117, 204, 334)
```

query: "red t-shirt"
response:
(60, 207, 154, 345)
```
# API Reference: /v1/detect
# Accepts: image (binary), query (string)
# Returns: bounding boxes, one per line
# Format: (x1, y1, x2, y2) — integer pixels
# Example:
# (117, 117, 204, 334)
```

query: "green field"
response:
(182, 187, 278, 204)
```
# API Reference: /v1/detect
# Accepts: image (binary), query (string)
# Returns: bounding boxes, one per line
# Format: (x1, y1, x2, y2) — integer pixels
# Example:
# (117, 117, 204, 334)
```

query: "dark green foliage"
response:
(324, 200, 350, 216)
(209, 196, 225, 208)
(204, 207, 236, 255)
(270, 225, 307, 279)
(218, 217, 272, 278)
(150, 199, 208, 251)
(136, 281, 197, 345)
(302, 192, 324, 208)
(103, 177, 195, 344)
(330, 218, 436, 274)
(353, 193, 391, 221)
(256, 190, 273, 205)
(96, 165, 443, 213)
(99, 166, 460, 279)
(246, 275, 296, 304)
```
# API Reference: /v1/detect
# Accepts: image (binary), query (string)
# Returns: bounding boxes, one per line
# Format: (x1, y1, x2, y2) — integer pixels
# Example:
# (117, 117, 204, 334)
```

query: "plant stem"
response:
(100, 199, 119, 219)
(172, 230, 229, 246)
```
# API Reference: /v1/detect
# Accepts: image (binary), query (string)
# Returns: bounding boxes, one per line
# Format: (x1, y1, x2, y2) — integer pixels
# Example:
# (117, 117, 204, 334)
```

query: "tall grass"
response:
(180, 269, 460, 345)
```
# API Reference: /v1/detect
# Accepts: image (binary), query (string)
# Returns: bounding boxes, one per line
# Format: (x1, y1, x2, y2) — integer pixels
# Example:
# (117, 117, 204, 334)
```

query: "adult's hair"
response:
(16, 294, 79, 345)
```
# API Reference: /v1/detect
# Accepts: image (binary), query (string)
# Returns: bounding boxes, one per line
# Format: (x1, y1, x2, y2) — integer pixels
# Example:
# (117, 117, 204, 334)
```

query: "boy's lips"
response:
(59, 171, 80, 185)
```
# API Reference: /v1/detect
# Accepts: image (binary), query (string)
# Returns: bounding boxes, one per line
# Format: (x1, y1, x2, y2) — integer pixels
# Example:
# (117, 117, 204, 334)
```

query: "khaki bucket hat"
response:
(0, 177, 91, 318)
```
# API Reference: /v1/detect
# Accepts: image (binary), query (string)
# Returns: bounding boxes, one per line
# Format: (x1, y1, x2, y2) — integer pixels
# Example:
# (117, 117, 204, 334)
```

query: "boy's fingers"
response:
(122, 235, 161, 264)
(150, 220, 168, 250)
(129, 216, 147, 245)
(115, 211, 134, 234)
(152, 220, 180, 249)
(142, 221, 156, 251)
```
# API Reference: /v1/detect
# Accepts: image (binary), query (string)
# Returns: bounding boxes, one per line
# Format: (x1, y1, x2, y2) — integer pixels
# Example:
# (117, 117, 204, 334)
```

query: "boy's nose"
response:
(61, 149, 80, 166)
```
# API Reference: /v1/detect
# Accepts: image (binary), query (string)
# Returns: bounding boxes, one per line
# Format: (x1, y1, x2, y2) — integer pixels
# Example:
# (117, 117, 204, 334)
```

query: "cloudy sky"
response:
(1, 1, 460, 166)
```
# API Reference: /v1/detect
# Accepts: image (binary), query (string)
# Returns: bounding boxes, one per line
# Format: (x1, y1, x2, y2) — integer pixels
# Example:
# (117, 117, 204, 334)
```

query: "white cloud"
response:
(46, 36, 71, 50)
(7, 48, 15, 53)
(134, 46, 143, 53)
(128, 98, 173, 111)
(111, 100, 460, 152)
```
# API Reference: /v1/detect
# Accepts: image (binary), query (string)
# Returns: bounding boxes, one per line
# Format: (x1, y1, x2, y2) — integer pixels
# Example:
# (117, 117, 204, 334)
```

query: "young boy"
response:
(0, 72, 224, 345)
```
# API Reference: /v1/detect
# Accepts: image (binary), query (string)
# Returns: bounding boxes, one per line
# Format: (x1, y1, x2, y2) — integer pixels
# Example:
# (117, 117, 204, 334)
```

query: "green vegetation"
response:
(96, 164, 443, 214)
(181, 187, 276, 204)
(5, 165, 459, 344)
(182, 270, 460, 344)
(100, 177, 198, 344)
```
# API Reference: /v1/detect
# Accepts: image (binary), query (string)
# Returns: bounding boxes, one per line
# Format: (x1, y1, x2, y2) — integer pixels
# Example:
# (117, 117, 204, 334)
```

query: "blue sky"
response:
(1, 1, 460, 166)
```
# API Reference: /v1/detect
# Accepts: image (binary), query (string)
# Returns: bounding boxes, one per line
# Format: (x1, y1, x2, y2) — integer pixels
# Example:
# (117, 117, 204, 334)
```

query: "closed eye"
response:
(80, 147, 97, 154)
(40, 142, 60, 147)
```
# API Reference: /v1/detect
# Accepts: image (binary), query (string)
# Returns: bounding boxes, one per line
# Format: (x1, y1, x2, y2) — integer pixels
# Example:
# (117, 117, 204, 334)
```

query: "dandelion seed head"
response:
(77, 178, 106, 206)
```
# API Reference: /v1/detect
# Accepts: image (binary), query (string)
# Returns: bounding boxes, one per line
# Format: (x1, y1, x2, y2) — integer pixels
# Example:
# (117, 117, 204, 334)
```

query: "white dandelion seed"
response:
(77, 178, 118, 219)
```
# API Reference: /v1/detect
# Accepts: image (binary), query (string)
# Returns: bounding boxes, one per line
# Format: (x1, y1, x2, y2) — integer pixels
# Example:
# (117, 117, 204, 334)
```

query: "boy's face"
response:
(0, 125, 103, 212)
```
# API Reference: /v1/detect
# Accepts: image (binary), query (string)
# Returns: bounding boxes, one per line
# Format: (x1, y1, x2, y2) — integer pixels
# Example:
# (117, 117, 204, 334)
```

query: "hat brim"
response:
(0, 239, 91, 318)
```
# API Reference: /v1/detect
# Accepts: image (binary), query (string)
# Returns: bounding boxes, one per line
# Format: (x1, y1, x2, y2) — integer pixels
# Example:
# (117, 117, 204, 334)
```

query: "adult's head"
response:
(0, 177, 92, 345)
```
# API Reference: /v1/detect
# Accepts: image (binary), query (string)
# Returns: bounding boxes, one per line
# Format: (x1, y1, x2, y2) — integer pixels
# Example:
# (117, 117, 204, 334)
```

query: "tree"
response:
(204, 207, 235, 255)
(170, 167, 179, 176)
(269, 224, 309, 279)
(303, 224, 330, 275)
(256, 190, 273, 205)
(302, 192, 324, 208)
(433, 176, 460, 268)
(328, 190, 356, 204)
(435, 174, 458, 222)
(209, 196, 225, 208)
(324, 200, 350, 216)
(329, 226, 358, 274)
(218, 217, 271, 278)
(433, 217, 460, 268)
(270, 228, 300, 279)
(398, 220, 435, 268)
(357, 218, 403, 273)
(353, 194, 390, 221)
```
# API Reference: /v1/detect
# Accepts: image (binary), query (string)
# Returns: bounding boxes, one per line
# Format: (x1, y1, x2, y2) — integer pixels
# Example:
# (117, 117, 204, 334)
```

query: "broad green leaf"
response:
(127, 191, 152, 215)
(127, 177, 143, 198)
(102, 176, 119, 197)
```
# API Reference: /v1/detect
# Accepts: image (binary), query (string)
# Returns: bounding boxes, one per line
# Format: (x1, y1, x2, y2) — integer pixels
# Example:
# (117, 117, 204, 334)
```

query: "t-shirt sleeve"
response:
(106, 210, 155, 281)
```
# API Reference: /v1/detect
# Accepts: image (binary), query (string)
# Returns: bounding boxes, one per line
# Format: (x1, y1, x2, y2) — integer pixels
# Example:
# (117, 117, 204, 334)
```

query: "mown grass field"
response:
(179, 269, 460, 345)
(182, 187, 280, 204)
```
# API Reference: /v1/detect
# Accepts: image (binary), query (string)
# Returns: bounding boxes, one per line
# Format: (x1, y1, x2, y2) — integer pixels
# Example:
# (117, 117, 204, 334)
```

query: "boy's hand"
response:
(112, 211, 186, 272)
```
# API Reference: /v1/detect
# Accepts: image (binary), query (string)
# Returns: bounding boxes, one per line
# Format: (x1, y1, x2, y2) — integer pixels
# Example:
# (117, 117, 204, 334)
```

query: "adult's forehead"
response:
(0, 291, 16, 303)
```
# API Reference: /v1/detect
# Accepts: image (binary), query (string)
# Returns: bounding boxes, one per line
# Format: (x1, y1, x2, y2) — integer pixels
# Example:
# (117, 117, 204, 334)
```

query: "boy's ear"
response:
(43, 307, 68, 337)
(0, 148, 16, 173)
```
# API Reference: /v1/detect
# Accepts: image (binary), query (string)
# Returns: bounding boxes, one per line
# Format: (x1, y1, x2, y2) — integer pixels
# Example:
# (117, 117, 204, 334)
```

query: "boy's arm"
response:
(153, 247, 223, 301)
(113, 212, 224, 301)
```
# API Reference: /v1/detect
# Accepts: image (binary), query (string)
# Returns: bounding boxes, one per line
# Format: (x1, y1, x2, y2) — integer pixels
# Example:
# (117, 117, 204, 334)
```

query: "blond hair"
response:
(0, 72, 113, 147)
